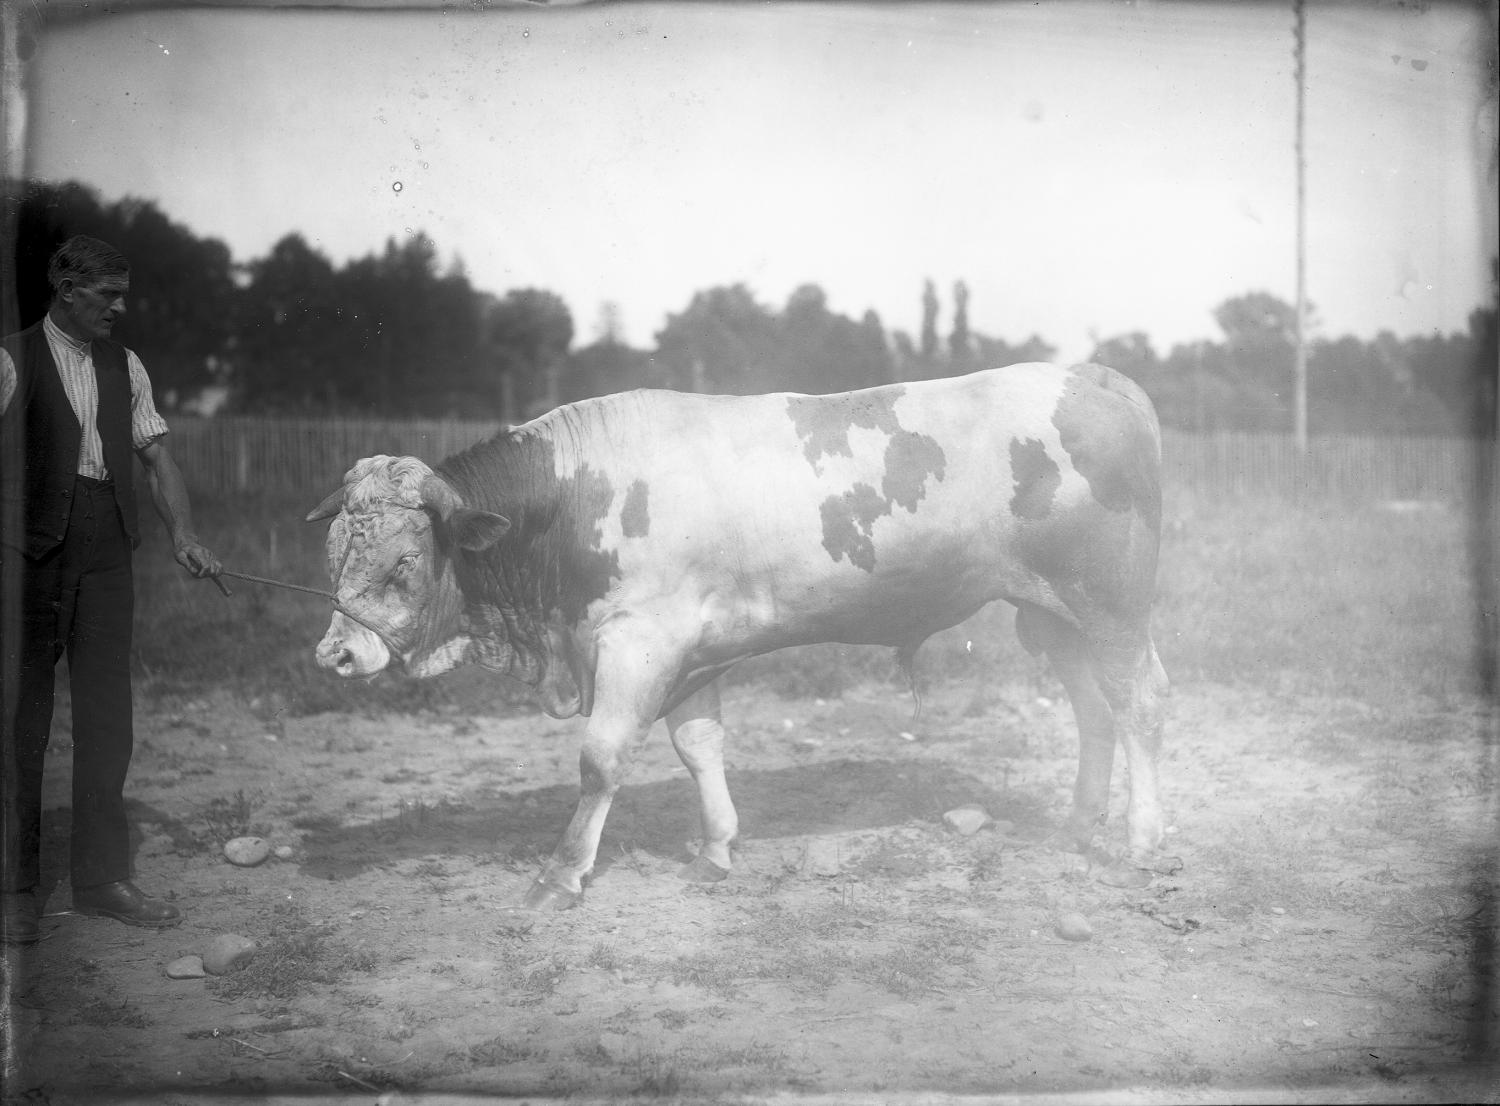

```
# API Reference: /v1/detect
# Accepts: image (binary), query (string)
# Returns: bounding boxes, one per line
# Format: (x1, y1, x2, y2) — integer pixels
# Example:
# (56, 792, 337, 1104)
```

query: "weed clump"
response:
(201, 789, 269, 845)
(208, 906, 378, 1000)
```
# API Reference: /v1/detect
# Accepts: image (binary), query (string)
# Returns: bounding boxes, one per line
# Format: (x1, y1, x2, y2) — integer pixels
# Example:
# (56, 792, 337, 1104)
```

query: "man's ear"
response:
(449, 507, 511, 551)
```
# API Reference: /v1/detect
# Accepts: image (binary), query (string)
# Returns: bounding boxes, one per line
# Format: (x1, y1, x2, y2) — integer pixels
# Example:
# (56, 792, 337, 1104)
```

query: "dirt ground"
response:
(2, 674, 1496, 1104)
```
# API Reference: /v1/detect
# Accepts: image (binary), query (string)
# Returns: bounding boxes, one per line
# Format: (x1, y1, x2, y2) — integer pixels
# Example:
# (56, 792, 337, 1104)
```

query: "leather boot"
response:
(72, 880, 182, 928)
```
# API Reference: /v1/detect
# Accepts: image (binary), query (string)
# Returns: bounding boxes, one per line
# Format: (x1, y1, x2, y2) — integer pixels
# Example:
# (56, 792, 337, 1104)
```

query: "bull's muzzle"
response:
(315, 614, 391, 677)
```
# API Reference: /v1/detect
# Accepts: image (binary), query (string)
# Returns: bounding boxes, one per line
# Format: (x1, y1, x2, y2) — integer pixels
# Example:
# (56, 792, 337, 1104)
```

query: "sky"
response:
(17, 0, 1498, 362)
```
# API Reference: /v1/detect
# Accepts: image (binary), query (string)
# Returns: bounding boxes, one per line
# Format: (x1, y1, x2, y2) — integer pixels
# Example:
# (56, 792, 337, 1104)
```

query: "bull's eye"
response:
(395, 552, 420, 575)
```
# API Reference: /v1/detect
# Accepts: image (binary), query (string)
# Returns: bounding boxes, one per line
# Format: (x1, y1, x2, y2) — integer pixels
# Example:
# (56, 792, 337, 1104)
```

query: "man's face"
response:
(54, 274, 129, 342)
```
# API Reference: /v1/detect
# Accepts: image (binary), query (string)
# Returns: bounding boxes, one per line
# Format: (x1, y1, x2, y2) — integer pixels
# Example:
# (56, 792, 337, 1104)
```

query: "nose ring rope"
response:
(210, 504, 429, 658)
(213, 566, 404, 658)
(217, 569, 337, 601)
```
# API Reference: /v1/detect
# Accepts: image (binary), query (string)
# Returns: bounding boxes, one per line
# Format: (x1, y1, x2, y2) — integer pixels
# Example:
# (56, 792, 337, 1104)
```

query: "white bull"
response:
(308, 364, 1170, 910)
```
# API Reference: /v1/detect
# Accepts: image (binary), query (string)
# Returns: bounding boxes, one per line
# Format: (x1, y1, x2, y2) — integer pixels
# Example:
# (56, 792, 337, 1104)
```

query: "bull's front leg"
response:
(666, 681, 738, 883)
(521, 634, 676, 911)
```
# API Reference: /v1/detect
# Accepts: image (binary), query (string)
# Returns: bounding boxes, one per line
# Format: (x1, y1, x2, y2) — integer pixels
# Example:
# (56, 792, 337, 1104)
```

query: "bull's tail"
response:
(895, 640, 924, 726)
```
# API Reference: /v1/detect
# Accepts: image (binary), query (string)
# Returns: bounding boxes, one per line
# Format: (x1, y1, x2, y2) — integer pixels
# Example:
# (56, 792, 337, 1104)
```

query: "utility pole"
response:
(1293, 0, 1309, 452)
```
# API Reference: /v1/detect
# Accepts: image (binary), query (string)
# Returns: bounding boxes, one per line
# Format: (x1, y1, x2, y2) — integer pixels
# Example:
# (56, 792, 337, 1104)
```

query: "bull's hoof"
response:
(1095, 851, 1181, 888)
(678, 854, 730, 884)
(521, 878, 583, 912)
(1044, 826, 1099, 855)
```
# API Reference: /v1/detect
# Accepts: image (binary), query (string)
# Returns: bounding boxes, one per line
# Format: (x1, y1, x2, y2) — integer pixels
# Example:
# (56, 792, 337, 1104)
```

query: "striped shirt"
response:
(0, 314, 169, 479)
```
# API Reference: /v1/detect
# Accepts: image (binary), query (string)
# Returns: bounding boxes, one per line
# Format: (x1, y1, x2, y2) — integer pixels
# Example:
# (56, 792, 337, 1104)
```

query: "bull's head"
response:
(305, 455, 582, 716)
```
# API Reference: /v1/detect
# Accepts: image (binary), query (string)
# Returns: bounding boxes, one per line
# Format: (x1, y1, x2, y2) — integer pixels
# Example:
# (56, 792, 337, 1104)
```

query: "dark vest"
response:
(1, 321, 141, 556)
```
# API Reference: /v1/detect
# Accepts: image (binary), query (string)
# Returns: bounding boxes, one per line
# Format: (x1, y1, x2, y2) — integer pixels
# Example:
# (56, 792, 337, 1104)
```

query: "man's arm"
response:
(136, 436, 222, 578)
(1, 347, 16, 414)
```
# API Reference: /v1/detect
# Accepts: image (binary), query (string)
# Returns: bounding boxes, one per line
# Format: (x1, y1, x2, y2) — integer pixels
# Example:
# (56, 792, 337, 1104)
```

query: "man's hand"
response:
(174, 537, 222, 579)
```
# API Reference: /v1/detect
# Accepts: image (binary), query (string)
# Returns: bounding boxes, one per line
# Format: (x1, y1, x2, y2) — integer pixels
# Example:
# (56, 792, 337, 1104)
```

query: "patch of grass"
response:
(586, 941, 622, 972)
(627, 1049, 683, 1097)
(200, 788, 268, 845)
(572, 1038, 613, 1065)
(518, 954, 568, 1000)
(756, 947, 851, 992)
(382, 796, 467, 842)
(671, 951, 743, 997)
(446, 1035, 538, 1070)
(1191, 810, 1335, 915)
(1153, 491, 1481, 703)
(209, 905, 378, 1000)
(969, 836, 1006, 883)
(868, 938, 974, 998)
(669, 893, 994, 1003)
(715, 1041, 790, 1073)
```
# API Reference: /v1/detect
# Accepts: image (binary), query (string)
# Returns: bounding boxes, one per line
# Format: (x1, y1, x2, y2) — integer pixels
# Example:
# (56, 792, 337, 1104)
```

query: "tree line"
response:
(5, 179, 1493, 435)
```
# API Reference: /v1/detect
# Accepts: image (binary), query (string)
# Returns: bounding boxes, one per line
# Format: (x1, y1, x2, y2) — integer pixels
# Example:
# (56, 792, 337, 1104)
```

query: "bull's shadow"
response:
(297, 757, 1027, 883)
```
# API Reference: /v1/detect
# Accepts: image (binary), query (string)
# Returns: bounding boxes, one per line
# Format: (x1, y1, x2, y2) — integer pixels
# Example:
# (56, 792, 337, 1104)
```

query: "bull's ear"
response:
(449, 507, 512, 551)
(305, 488, 345, 522)
(419, 474, 510, 550)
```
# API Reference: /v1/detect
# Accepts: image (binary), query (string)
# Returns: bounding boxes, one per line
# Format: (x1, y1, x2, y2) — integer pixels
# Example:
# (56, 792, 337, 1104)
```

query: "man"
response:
(1, 235, 222, 944)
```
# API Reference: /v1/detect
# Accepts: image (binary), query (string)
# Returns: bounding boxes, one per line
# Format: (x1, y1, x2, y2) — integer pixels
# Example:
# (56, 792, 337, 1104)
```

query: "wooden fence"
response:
(1158, 430, 1493, 503)
(159, 416, 1493, 504)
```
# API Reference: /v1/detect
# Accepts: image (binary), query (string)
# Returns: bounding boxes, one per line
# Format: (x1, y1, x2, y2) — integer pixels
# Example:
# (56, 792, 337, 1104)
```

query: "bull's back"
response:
(545, 364, 1159, 650)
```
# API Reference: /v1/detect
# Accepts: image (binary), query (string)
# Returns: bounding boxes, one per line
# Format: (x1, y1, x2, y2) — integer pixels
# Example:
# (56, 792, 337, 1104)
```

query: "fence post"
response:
(235, 431, 250, 494)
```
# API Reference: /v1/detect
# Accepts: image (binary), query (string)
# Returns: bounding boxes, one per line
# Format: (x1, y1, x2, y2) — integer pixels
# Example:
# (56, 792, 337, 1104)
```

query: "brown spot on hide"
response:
(550, 463, 620, 623)
(789, 389, 947, 574)
(819, 483, 887, 573)
(437, 434, 622, 630)
(882, 430, 947, 512)
(620, 479, 650, 538)
(1008, 437, 1060, 520)
(1052, 370, 1161, 532)
(788, 390, 906, 467)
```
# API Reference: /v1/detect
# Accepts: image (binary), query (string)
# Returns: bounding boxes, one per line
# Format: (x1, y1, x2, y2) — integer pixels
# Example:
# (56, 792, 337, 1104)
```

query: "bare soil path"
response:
(3, 677, 1496, 1103)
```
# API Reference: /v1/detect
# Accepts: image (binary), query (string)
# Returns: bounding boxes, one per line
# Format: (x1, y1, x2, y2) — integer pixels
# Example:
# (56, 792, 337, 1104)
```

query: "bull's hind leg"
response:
(666, 681, 739, 883)
(1021, 600, 1169, 871)
(1099, 632, 1169, 866)
(1016, 604, 1118, 853)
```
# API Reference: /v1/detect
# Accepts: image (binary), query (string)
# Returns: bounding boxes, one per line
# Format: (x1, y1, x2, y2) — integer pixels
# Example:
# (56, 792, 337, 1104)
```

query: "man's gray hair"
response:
(47, 235, 129, 293)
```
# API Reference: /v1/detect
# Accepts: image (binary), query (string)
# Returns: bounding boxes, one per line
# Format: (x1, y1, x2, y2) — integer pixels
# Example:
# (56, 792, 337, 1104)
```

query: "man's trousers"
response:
(2, 475, 135, 892)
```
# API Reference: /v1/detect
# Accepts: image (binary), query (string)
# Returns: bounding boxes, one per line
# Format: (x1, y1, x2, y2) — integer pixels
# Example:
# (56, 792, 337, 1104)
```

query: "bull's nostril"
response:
(316, 639, 352, 670)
